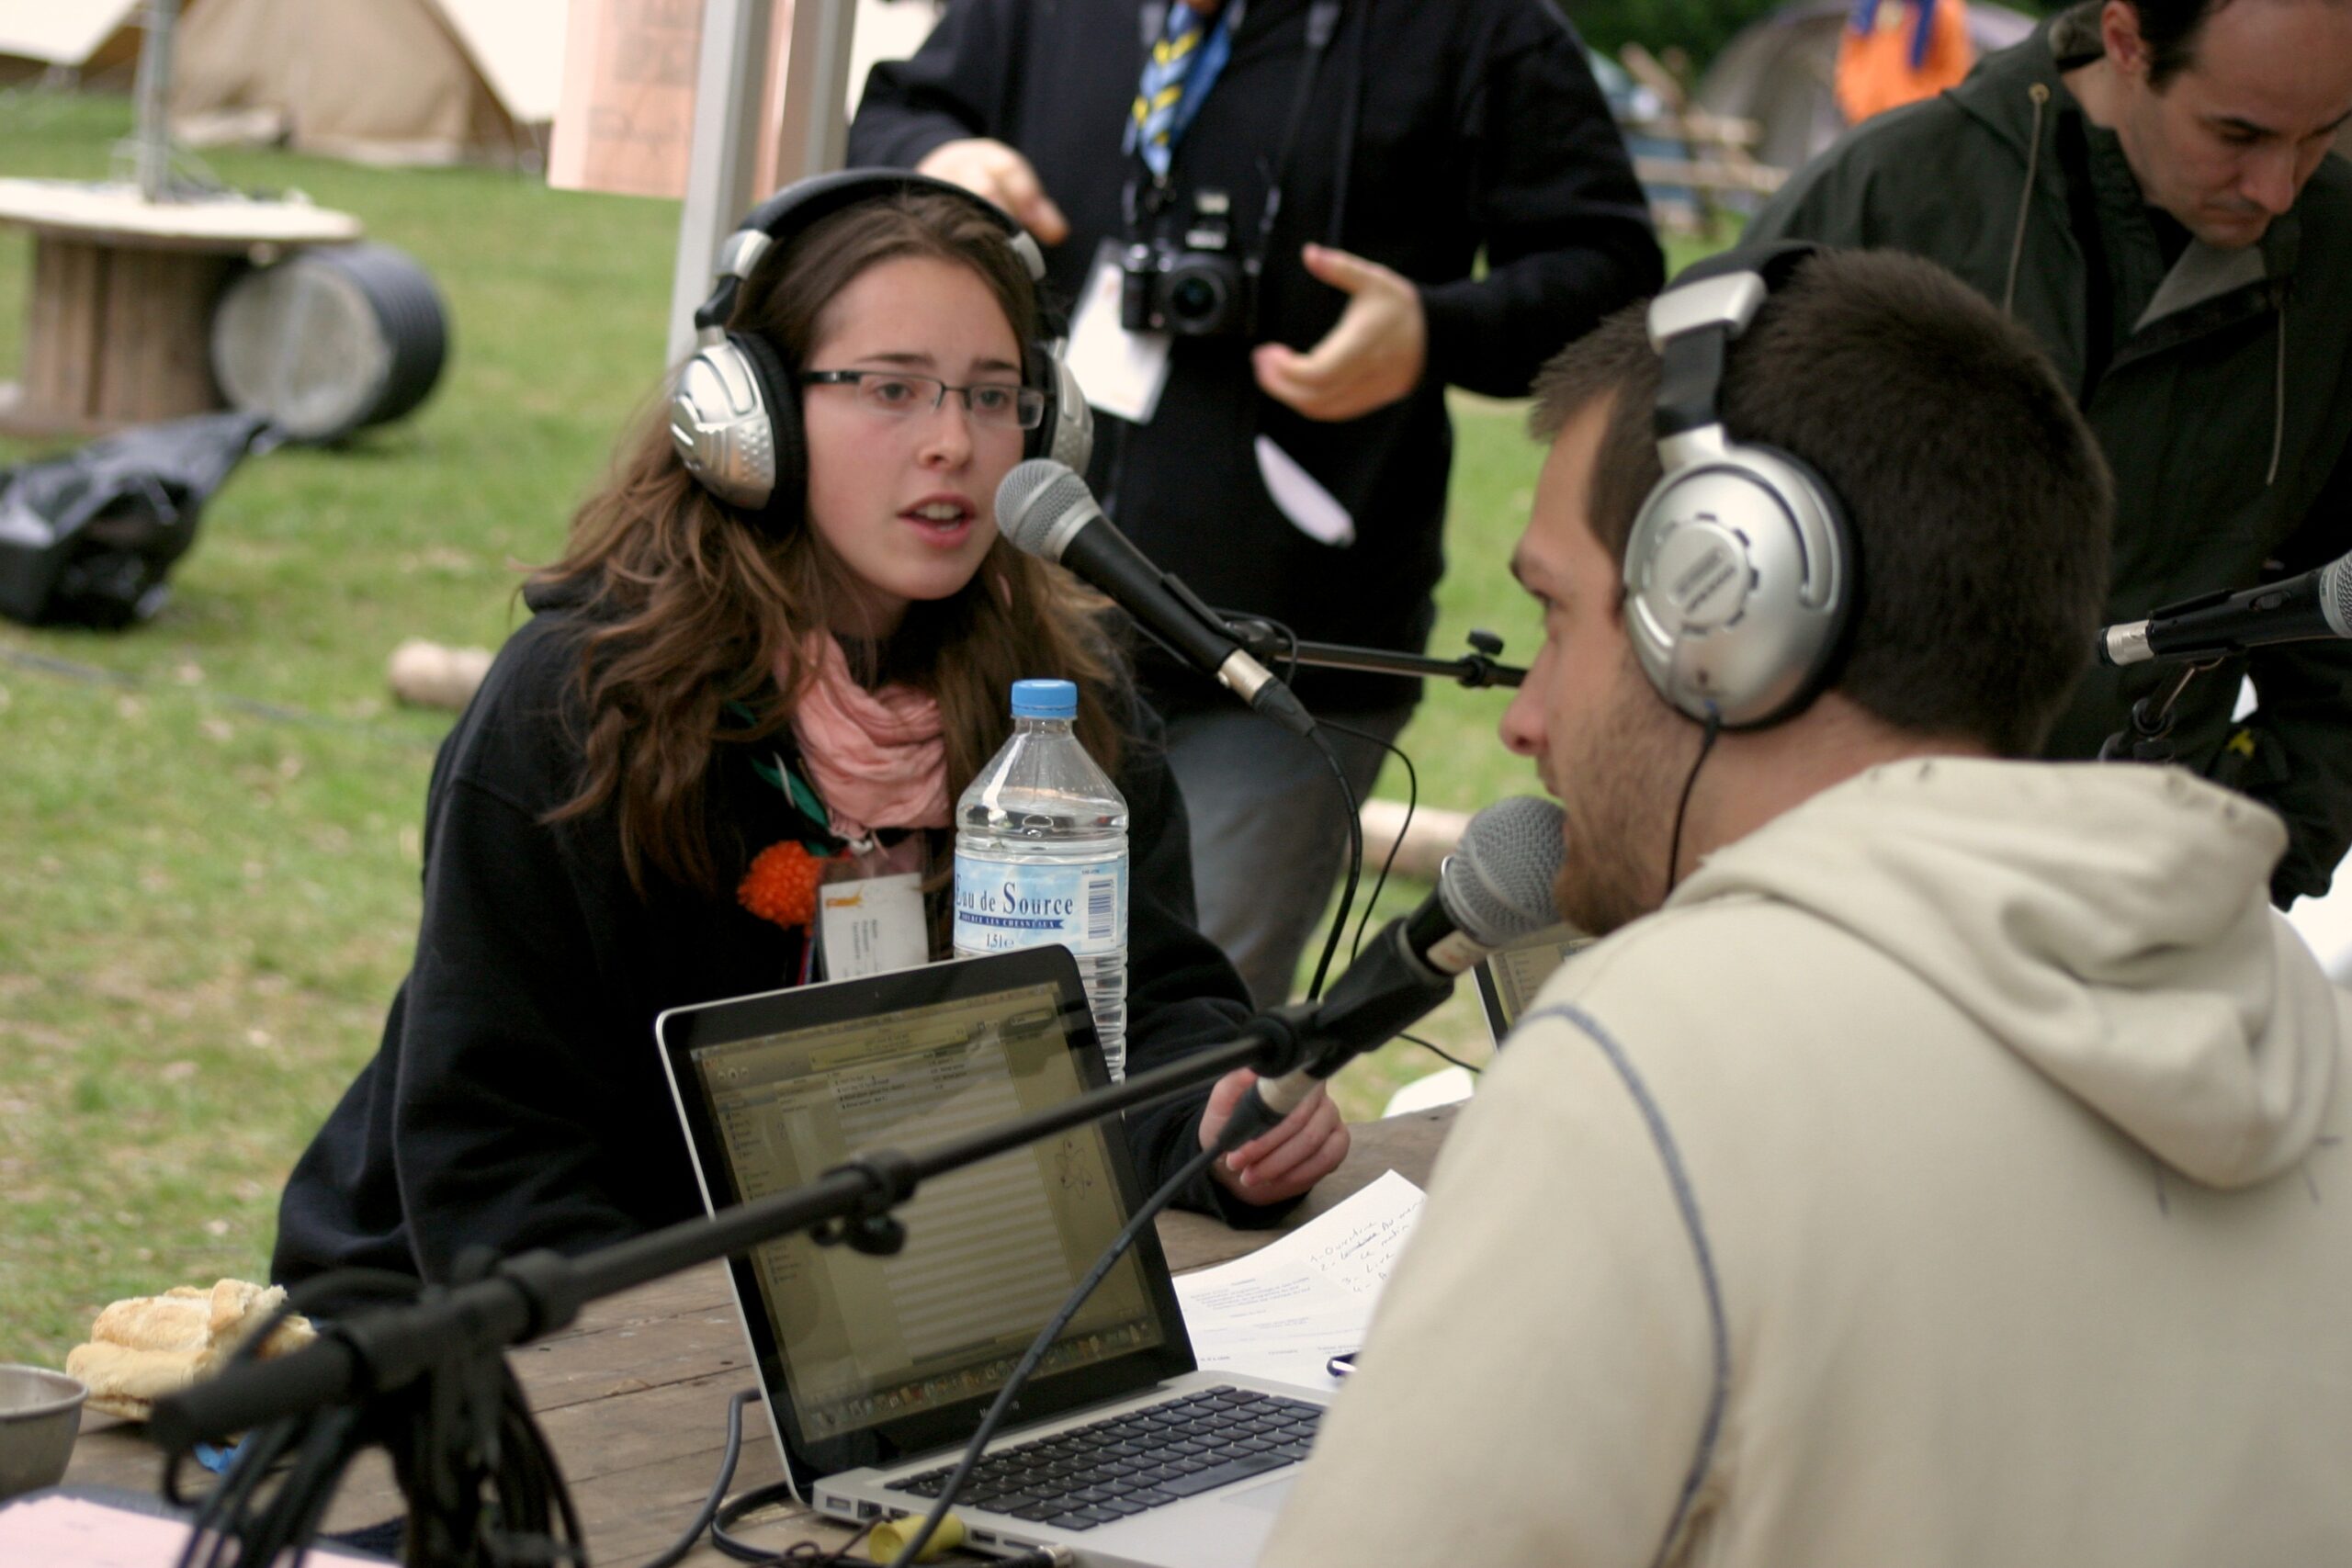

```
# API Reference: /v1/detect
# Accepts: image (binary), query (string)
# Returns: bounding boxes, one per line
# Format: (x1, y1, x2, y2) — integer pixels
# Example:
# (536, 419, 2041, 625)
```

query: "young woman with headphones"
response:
(272, 174, 1347, 1305)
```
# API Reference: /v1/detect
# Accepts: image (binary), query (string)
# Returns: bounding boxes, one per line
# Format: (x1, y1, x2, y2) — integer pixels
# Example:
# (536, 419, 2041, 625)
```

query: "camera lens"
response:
(1164, 265, 1230, 333)
(1170, 275, 1221, 321)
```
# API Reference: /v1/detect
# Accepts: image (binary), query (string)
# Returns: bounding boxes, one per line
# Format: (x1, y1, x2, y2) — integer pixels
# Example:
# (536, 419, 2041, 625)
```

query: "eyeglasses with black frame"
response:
(801, 369, 1045, 431)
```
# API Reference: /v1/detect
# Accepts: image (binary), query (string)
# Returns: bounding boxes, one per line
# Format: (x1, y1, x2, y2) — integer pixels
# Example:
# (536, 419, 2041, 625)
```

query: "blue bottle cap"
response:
(1011, 678, 1079, 719)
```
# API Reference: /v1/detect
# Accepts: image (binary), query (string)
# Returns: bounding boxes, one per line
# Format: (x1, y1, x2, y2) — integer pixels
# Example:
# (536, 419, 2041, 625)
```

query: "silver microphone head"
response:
(2325, 554, 2352, 638)
(1439, 796, 1567, 948)
(996, 458, 1093, 563)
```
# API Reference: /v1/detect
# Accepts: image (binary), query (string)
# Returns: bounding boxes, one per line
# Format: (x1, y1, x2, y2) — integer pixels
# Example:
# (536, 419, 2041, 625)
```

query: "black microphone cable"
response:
(712, 1492, 872, 1566)
(1332, 719, 1418, 966)
(878, 1123, 1246, 1568)
(1325, 720, 1483, 1080)
(640, 1386, 850, 1568)
(641, 1386, 911, 1565)
(1663, 707, 1724, 908)
(1248, 613, 1369, 1006)
(639, 1388, 758, 1566)
(166, 1267, 413, 1567)
(1250, 615, 1478, 1078)
(167, 1263, 584, 1568)
(1302, 728, 1366, 1004)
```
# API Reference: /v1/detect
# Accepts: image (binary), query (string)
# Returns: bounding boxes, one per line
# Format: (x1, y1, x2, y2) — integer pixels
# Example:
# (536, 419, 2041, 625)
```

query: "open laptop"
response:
(655, 946, 1329, 1568)
(1473, 925, 1591, 1047)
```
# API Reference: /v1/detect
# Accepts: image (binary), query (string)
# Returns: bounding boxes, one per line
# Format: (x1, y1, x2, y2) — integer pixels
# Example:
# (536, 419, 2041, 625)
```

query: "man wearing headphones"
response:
(1259, 247, 2352, 1564)
(849, 0, 1661, 1008)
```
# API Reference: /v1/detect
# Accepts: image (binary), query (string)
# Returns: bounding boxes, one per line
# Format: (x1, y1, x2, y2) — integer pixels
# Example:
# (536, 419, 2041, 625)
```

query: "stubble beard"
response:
(1549, 664, 1691, 938)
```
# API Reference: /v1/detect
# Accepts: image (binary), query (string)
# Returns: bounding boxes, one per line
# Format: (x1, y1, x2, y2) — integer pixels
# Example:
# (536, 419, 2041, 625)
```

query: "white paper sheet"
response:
(1252, 435, 1355, 547)
(1174, 1169, 1425, 1390)
(0, 1494, 379, 1566)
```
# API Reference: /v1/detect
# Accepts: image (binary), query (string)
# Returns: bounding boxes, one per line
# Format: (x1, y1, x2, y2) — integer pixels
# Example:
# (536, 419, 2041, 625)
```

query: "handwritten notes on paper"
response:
(1173, 1170, 1425, 1390)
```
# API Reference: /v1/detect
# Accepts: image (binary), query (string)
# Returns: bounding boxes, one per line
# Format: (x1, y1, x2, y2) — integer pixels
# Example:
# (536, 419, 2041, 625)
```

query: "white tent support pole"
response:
(666, 0, 780, 366)
(665, 0, 861, 366)
(131, 0, 180, 202)
(773, 0, 859, 186)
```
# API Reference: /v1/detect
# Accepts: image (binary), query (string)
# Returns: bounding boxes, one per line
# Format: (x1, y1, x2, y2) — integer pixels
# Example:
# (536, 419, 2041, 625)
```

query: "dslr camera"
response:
(1120, 189, 1260, 339)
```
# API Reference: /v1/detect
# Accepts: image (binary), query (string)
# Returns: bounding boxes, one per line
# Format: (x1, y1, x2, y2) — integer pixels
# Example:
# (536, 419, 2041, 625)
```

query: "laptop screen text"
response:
(690, 979, 1168, 1441)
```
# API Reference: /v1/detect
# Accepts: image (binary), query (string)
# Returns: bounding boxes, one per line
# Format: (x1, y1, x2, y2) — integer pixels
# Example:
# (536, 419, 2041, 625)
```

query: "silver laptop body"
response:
(656, 947, 1328, 1568)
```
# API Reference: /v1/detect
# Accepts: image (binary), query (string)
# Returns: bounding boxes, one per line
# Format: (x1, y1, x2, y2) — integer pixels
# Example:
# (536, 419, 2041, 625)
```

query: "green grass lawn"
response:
(0, 89, 1718, 1365)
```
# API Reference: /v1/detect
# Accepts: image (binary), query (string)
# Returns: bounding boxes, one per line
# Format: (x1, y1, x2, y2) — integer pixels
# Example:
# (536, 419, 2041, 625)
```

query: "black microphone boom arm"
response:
(151, 1025, 1295, 1455)
(1218, 615, 1528, 690)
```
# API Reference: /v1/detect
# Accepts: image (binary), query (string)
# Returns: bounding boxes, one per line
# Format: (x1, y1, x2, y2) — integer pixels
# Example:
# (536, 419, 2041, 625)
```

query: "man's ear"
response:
(2101, 0, 2153, 81)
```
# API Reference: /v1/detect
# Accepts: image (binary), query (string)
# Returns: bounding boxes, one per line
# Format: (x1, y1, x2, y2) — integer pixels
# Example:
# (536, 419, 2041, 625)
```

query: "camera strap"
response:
(1123, 0, 1346, 275)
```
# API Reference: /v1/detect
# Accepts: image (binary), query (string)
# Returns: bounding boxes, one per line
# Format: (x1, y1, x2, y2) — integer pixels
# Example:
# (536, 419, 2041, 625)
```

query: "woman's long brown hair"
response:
(534, 192, 1125, 896)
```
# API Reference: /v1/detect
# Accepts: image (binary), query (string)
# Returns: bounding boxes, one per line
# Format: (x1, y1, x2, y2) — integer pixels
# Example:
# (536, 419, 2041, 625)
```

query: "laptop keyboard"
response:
(885, 1386, 1323, 1531)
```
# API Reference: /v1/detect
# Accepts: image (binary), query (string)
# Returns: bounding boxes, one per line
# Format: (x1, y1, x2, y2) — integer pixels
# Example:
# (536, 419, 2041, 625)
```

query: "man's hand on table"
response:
(1200, 1068, 1350, 1204)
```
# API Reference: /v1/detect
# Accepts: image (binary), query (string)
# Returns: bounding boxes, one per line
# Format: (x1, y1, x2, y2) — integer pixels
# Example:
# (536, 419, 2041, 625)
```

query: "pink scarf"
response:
(784, 633, 951, 842)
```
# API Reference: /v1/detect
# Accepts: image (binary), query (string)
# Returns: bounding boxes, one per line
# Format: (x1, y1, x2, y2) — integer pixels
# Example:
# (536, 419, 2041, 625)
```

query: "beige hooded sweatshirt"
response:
(1261, 760, 2351, 1568)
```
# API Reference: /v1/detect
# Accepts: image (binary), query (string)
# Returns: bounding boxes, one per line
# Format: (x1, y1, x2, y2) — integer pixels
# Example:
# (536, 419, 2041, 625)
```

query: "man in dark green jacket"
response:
(1748, 0, 2352, 903)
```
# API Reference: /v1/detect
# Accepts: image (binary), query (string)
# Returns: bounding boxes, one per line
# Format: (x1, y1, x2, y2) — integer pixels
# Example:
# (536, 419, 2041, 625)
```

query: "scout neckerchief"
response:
(1125, 0, 1239, 180)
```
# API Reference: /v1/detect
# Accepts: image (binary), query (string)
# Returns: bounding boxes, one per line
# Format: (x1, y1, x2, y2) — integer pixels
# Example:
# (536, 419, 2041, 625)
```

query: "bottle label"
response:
(952, 852, 1129, 957)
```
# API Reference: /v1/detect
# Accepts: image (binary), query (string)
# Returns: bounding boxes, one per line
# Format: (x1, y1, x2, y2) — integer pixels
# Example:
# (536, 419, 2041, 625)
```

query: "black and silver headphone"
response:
(1623, 243, 1856, 729)
(668, 168, 1093, 525)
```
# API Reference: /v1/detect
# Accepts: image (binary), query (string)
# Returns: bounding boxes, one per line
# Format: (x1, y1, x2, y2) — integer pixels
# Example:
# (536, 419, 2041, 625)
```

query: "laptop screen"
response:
(660, 948, 1196, 1487)
(1474, 926, 1592, 1045)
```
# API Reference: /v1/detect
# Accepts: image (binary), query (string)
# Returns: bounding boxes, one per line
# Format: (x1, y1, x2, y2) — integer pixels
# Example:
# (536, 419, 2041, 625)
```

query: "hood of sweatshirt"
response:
(1672, 759, 2339, 1188)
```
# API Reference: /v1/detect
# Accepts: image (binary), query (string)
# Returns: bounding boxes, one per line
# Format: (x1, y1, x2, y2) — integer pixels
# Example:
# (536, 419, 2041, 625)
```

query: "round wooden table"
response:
(0, 178, 361, 439)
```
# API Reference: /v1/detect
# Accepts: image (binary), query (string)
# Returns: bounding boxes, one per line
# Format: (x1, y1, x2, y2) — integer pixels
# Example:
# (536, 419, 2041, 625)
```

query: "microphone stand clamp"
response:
(2097, 657, 2220, 764)
(811, 1148, 921, 1256)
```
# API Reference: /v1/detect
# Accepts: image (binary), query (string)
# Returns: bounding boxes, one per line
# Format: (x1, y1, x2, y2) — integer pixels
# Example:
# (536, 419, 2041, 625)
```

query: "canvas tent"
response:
(0, 0, 148, 87)
(167, 0, 566, 166)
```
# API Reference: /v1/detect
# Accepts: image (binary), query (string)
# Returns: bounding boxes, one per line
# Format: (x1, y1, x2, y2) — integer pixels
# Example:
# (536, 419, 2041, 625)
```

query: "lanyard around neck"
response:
(1125, 0, 1344, 265)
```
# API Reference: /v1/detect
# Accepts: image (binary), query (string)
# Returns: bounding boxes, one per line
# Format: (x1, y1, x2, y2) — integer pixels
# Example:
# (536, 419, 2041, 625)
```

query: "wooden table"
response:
(0, 178, 362, 440)
(63, 1108, 1455, 1563)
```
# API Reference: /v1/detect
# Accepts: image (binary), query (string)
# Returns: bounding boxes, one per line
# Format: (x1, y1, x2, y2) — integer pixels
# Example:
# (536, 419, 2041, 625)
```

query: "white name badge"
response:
(816, 871, 928, 981)
(1068, 240, 1172, 425)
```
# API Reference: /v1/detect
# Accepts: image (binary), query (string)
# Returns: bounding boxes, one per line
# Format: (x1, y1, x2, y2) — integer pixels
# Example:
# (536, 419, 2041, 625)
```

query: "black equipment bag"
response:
(0, 412, 276, 629)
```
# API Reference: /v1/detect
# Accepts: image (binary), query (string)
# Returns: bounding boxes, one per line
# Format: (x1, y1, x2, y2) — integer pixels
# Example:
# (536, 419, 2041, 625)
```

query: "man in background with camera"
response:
(850, 0, 1661, 1008)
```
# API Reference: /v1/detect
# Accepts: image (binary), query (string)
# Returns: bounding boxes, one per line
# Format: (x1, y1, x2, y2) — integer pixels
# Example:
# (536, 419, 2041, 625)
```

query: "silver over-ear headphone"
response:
(668, 169, 1093, 526)
(1623, 243, 1855, 729)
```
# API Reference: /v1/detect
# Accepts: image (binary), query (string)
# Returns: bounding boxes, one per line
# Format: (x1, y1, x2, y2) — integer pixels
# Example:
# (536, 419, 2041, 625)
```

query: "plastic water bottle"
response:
(954, 680, 1131, 1078)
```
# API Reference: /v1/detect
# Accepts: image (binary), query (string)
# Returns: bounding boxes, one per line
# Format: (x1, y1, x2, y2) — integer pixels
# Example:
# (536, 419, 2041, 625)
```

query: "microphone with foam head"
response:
(996, 458, 1316, 737)
(1226, 795, 1568, 1142)
(2099, 552, 2352, 666)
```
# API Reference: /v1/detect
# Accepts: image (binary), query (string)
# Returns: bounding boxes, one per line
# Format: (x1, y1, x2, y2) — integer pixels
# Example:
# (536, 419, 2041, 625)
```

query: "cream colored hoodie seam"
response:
(1520, 998, 1732, 1568)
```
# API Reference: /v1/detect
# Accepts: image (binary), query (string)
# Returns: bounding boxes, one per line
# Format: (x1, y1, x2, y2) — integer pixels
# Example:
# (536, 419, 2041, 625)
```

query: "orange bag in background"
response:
(1837, 0, 1975, 125)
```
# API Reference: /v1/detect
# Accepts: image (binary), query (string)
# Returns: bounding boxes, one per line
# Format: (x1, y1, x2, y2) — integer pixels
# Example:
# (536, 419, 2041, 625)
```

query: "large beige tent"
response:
(0, 1, 148, 86)
(168, 0, 565, 166)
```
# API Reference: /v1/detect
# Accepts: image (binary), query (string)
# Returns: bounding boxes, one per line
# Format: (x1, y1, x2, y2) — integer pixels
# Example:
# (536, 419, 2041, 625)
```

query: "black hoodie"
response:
(851, 0, 1662, 710)
(273, 588, 1275, 1304)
